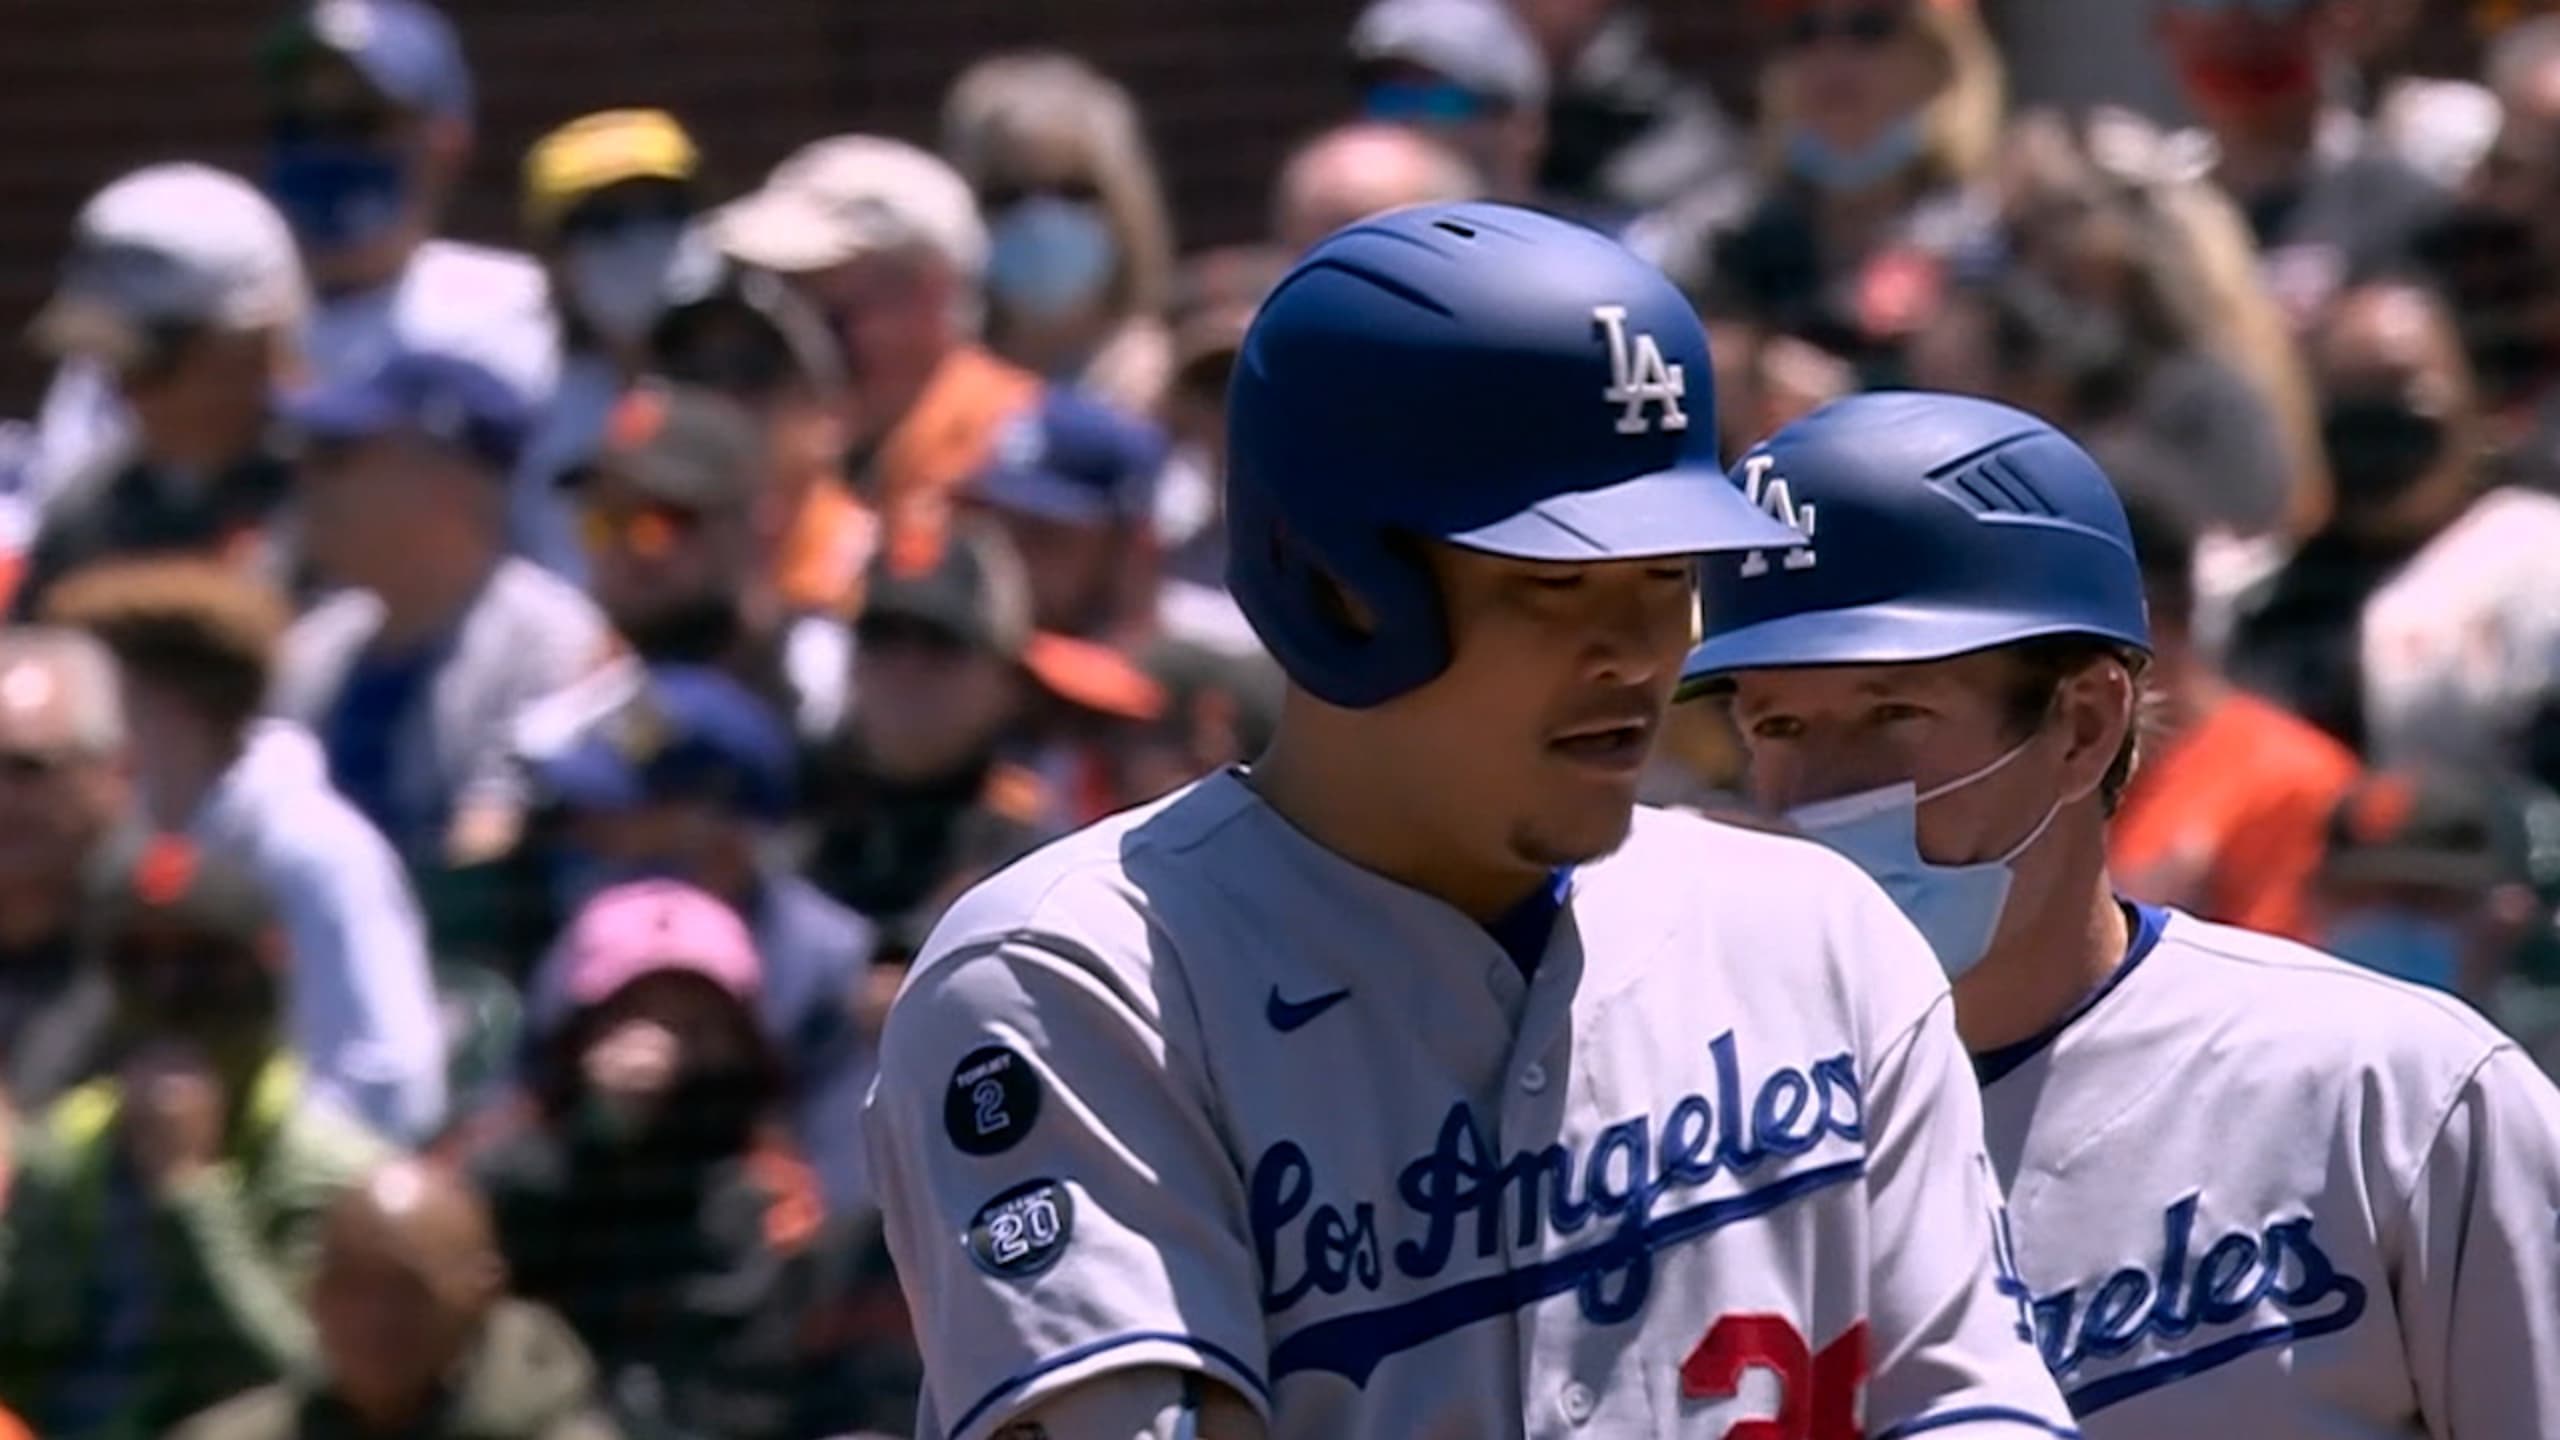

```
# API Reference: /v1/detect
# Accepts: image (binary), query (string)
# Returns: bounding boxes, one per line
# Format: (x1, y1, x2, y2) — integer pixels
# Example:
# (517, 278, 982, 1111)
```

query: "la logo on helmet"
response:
(1736, 453, 1819, 579)
(1594, 305, 1688, 435)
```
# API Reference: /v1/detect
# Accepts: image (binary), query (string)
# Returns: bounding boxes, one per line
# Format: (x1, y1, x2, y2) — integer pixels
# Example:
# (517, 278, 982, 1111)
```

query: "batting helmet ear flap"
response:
(1228, 475, 1453, 709)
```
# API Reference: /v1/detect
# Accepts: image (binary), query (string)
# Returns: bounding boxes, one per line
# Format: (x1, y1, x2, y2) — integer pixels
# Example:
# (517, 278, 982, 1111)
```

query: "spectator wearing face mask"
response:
(1268, 121, 1485, 256)
(2225, 281, 2560, 786)
(2106, 478, 2359, 941)
(1347, 0, 1551, 203)
(944, 52, 1179, 418)
(2419, 17, 2560, 486)
(271, 350, 614, 870)
(13, 166, 308, 620)
(48, 558, 446, 1143)
(713, 136, 1038, 582)
(567, 382, 850, 735)
(459, 881, 880, 1440)
(171, 1159, 621, 1440)
(2154, 0, 2451, 330)
(514, 109, 716, 579)
(31, 3, 557, 535)
(1637, 0, 2005, 383)
(2312, 769, 2550, 1010)
(1508, 0, 1750, 224)
(0, 833, 389, 1440)
(508, 666, 878, 1215)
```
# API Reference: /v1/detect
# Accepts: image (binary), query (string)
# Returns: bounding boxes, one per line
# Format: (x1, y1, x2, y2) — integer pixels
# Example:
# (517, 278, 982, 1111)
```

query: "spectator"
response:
(2154, 0, 2450, 327)
(2311, 768, 2548, 1007)
(1269, 120, 1485, 255)
(1347, 0, 1550, 200)
(0, 629, 135, 1110)
(1915, 108, 2303, 536)
(48, 558, 446, 1142)
(970, 386, 1168, 641)
(515, 109, 715, 573)
(1152, 245, 1285, 659)
(513, 666, 878, 1214)
(2106, 478, 2359, 942)
(647, 255, 864, 634)
(171, 1159, 621, 1440)
(944, 52, 1180, 416)
(461, 881, 875, 1440)
(28, 1, 559, 523)
(2332, 0, 2505, 188)
(1511, 0, 1749, 223)
(713, 136, 1035, 572)
(272, 351, 613, 868)
(804, 521, 1123, 964)
(13, 166, 307, 619)
(1639, 0, 2006, 382)
(0, 832, 388, 1440)
(1118, 635, 1283, 807)
(569, 382, 841, 732)
(2419, 17, 2560, 482)
(2226, 280, 2560, 779)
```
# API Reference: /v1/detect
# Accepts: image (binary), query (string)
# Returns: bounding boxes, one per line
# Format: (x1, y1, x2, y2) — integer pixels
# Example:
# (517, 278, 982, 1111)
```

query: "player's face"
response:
(1725, 654, 2061, 866)
(1402, 546, 1698, 867)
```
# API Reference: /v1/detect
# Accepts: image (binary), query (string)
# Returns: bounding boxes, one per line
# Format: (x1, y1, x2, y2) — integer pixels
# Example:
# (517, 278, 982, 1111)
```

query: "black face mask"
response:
(2321, 399, 2448, 513)
(618, 592, 744, 664)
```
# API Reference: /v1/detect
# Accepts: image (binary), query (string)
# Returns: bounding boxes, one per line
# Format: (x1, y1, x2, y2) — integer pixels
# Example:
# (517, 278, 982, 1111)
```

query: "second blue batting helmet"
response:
(1225, 202, 1796, 709)
(1681, 392, 2150, 692)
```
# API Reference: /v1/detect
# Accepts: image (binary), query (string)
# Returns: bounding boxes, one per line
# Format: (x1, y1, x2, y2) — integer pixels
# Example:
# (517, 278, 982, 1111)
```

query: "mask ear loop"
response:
(1979, 684, 2135, 867)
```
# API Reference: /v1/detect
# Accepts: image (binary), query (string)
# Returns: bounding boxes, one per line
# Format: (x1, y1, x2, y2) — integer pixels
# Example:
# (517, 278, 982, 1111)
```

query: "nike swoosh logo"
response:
(1266, 986, 1352, 1033)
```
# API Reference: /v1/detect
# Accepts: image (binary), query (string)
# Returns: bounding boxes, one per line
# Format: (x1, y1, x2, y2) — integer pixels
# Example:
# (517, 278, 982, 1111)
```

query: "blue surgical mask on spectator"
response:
(266, 140, 412, 253)
(986, 197, 1118, 323)
(568, 221, 689, 346)
(2324, 910, 2465, 991)
(1785, 114, 1925, 194)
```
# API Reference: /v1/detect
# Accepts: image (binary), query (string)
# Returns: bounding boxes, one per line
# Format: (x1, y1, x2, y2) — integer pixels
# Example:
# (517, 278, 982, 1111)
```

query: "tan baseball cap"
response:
(712, 135, 987, 278)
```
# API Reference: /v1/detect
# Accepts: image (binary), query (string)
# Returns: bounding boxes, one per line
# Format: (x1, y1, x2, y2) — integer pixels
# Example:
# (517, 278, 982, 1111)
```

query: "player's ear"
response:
(2052, 655, 2135, 806)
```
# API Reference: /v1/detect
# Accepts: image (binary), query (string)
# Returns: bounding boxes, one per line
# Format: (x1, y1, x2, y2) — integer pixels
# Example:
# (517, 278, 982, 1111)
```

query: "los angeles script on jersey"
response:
(1249, 1030, 1866, 1386)
(2031, 1193, 2367, 1416)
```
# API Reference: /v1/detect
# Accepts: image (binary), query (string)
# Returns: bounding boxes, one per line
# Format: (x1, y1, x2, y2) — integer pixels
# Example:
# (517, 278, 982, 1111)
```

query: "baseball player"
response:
(865, 204, 2077, 1439)
(1681, 391, 2560, 1437)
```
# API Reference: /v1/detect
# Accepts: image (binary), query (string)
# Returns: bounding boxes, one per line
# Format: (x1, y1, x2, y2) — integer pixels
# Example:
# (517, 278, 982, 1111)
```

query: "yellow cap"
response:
(522, 109, 700, 236)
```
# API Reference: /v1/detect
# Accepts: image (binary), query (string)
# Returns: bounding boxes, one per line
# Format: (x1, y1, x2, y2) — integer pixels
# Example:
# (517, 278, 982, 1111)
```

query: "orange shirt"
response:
(2110, 691, 2360, 942)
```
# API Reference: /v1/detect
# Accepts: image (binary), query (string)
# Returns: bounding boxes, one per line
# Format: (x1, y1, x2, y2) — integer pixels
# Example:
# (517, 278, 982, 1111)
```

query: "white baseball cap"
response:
(711, 135, 988, 280)
(31, 163, 308, 366)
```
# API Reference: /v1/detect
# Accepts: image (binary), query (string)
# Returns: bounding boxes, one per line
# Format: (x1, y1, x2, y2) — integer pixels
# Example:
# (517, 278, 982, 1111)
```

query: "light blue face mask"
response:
(2323, 910, 2464, 992)
(986, 197, 1118, 323)
(1785, 113, 1926, 194)
(1785, 737, 2061, 979)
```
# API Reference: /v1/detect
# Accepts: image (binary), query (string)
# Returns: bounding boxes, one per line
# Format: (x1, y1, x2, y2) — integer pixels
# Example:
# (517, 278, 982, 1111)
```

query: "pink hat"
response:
(563, 879, 762, 1010)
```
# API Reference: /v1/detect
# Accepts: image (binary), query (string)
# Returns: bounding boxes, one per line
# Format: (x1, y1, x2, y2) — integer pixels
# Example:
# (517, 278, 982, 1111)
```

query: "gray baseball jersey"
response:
(866, 772, 2077, 1439)
(1984, 905, 2560, 1436)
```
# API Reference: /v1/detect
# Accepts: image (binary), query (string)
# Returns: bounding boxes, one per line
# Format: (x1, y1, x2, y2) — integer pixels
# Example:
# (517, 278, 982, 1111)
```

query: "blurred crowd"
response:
(1, 0, 2558, 1435)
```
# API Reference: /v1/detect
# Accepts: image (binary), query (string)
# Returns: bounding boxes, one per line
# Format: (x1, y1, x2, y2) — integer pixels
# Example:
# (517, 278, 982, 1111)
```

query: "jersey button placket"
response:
(1557, 1381, 1597, 1425)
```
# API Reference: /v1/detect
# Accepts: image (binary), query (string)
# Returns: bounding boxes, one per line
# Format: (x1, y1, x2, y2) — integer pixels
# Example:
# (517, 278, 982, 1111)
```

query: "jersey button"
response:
(1520, 1062, 1549, 1094)
(1558, 1381, 1596, 1425)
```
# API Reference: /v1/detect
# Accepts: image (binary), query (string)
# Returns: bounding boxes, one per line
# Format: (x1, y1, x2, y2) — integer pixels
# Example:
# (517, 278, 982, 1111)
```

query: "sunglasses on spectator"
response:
(1778, 6, 1907, 48)
(581, 501, 706, 558)
(558, 190, 695, 241)
(856, 613, 977, 661)
(268, 103, 400, 145)
(980, 178, 1104, 212)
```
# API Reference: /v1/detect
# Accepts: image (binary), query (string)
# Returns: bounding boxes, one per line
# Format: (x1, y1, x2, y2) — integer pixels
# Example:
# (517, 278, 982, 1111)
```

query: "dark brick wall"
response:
(0, 0, 1763, 413)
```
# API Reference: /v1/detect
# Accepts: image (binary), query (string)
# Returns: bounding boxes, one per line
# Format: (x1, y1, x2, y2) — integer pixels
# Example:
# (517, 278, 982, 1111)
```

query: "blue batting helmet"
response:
(1225, 202, 1796, 709)
(1681, 392, 2149, 692)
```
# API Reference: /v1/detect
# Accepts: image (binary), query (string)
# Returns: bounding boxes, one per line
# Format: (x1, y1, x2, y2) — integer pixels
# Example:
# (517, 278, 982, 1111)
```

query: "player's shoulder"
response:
(2154, 909, 2513, 1076)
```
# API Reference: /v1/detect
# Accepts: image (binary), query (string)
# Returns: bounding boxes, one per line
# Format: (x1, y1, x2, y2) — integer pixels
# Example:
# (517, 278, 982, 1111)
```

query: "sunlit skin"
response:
(1719, 650, 2136, 1051)
(1771, 0, 1942, 157)
(1251, 545, 1697, 923)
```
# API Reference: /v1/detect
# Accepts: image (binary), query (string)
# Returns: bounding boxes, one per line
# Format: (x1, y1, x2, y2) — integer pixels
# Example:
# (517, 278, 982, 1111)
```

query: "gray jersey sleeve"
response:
(1849, 895, 2079, 1438)
(865, 935, 1270, 1440)
(2399, 1043, 2560, 1438)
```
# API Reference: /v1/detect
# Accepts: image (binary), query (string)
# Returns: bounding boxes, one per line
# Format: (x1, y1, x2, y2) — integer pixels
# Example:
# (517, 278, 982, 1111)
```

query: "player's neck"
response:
(1950, 827, 2127, 1055)
(1246, 735, 1543, 925)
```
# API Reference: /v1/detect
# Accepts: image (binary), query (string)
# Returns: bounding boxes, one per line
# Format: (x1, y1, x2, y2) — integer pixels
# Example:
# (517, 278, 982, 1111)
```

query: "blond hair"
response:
(1758, 0, 2008, 190)
(943, 51, 1178, 321)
